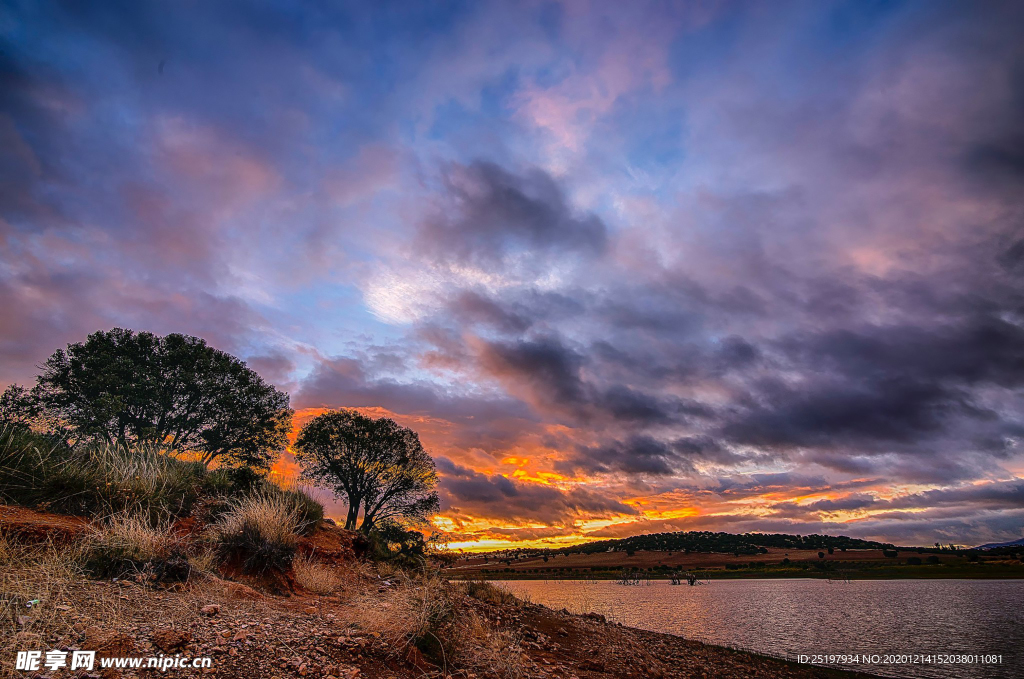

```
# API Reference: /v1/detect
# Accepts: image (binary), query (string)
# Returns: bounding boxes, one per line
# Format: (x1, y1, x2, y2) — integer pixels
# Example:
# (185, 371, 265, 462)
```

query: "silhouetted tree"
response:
(17, 329, 291, 470)
(294, 409, 440, 532)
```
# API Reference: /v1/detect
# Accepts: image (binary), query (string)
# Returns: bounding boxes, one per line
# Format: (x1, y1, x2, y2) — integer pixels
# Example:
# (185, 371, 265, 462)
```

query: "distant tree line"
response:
(561, 531, 894, 555)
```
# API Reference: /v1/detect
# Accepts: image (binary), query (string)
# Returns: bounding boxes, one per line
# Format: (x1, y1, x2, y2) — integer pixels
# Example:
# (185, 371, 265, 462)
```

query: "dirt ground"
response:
(1, 505, 879, 679)
(1, 573, 878, 679)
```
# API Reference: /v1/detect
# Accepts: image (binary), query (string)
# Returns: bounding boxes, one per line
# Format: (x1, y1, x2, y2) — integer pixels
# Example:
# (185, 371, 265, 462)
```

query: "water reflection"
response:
(497, 578, 1023, 678)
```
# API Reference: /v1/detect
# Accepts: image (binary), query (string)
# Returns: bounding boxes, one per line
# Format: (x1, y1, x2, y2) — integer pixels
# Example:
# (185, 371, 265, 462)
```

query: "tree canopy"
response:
(3, 328, 292, 470)
(294, 409, 440, 532)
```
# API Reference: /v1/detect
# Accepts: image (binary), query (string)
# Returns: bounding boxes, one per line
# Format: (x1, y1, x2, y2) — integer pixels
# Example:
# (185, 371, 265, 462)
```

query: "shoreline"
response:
(451, 570, 1024, 581)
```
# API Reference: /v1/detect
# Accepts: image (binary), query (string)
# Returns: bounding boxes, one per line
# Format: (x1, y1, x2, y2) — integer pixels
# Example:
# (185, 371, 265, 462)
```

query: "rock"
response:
(200, 604, 220, 616)
(152, 628, 191, 652)
(584, 612, 607, 623)
(232, 630, 248, 642)
(303, 606, 317, 615)
(298, 662, 308, 675)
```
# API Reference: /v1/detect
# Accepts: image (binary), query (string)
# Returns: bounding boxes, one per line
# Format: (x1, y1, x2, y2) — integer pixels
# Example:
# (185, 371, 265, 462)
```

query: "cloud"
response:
(5, 0, 1024, 547)
(417, 161, 608, 267)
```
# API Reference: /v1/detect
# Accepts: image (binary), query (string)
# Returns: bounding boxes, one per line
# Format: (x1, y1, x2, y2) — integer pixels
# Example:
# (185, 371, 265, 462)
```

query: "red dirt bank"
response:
(1, 505, 876, 679)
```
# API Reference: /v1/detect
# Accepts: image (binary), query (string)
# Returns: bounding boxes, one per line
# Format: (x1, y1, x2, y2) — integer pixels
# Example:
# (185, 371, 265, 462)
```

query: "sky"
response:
(2, 0, 1023, 549)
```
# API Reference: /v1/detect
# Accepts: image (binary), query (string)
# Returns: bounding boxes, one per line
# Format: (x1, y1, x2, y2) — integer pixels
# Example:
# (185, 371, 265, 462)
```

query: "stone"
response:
(152, 628, 191, 652)
(200, 604, 221, 616)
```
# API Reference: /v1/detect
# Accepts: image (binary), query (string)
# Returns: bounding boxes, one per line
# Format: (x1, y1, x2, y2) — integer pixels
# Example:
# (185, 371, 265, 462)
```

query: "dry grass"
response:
(91, 512, 173, 562)
(214, 492, 303, 547)
(346, 571, 453, 649)
(0, 534, 88, 654)
(293, 555, 342, 594)
(342, 568, 525, 677)
(187, 544, 220, 574)
(463, 579, 520, 606)
(455, 611, 527, 679)
(83, 512, 182, 579)
(213, 491, 304, 572)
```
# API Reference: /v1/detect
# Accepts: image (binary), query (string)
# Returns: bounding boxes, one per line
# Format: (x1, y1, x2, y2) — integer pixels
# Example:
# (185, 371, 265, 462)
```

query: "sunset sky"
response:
(3, 1, 1024, 549)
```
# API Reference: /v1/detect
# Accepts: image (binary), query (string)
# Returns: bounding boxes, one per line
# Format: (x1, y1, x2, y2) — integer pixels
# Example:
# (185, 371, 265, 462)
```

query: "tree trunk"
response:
(344, 498, 360, 530)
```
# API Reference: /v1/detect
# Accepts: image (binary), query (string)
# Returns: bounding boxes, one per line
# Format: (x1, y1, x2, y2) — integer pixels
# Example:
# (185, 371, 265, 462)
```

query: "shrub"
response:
(293, 555, 342, 594)
(927, 555, 940, 564)
(464, 579, 519, 606)
(0, 429, 216, 522)
(261, 483, 324, 536)
(0, 428, 324, 531)
(214, 492, 304, 573)
(368, 523, 423, 561)
(85, 512, 186, 580)
(349, 571, 455, 652)
(907, 556, 922, 565)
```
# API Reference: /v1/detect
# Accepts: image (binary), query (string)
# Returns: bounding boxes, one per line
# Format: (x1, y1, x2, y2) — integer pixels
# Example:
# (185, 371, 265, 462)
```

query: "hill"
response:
(475, 531, 894, 560)
(977, 537, 1024, 549)
(562, 531, 893, 555)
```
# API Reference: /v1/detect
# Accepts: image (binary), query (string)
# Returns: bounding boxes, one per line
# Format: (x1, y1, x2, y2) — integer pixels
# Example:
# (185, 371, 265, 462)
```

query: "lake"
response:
(495, 578, 1023, 678)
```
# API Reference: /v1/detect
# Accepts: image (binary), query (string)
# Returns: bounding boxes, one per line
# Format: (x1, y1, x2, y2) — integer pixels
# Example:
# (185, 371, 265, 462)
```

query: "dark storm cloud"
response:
(563, 434, 752, 477)
(475, 335, 713, 429)
(295, 356, 533, 425)
(418, 161, 608, 266)
(436, 457, 636, 525)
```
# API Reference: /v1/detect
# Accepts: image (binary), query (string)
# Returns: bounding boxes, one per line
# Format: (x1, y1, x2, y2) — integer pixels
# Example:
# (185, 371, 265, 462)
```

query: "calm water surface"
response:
(496, 579, 1023, 678)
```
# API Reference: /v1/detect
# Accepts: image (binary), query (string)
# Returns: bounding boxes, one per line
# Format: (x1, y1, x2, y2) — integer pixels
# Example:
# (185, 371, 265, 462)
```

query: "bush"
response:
(907, 556, 922, 565)
(927, 555, 940, 564)
(214, 492, 304, 573)
(464, 579, 518, 606)
(0, 428, 325, 532)
(0, 429, 217, 522)
(368, 521, 427, 565)
(84, 513, 187, 580)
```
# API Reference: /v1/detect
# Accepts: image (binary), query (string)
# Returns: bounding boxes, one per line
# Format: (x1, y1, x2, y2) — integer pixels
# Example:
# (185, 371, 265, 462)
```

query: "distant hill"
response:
(976, 537, 1024, 549)
(544, 530, 894, 557)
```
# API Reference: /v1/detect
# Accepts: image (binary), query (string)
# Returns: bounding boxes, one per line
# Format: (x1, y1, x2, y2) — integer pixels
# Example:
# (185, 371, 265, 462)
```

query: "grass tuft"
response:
(293, 554, 342, 594)
(213, 491, 304, 573)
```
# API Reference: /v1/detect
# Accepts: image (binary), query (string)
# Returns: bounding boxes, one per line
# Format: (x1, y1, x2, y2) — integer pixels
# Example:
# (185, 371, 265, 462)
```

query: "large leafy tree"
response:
(23, 328, 292, 470)
(294, 409, 440, 532)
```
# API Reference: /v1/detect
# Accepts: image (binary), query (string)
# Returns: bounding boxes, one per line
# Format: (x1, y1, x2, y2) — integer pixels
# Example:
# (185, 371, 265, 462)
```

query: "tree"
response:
(294, 409, 440, 532)
(29, 328, 291, 470)
(0, 384, 43, 431)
